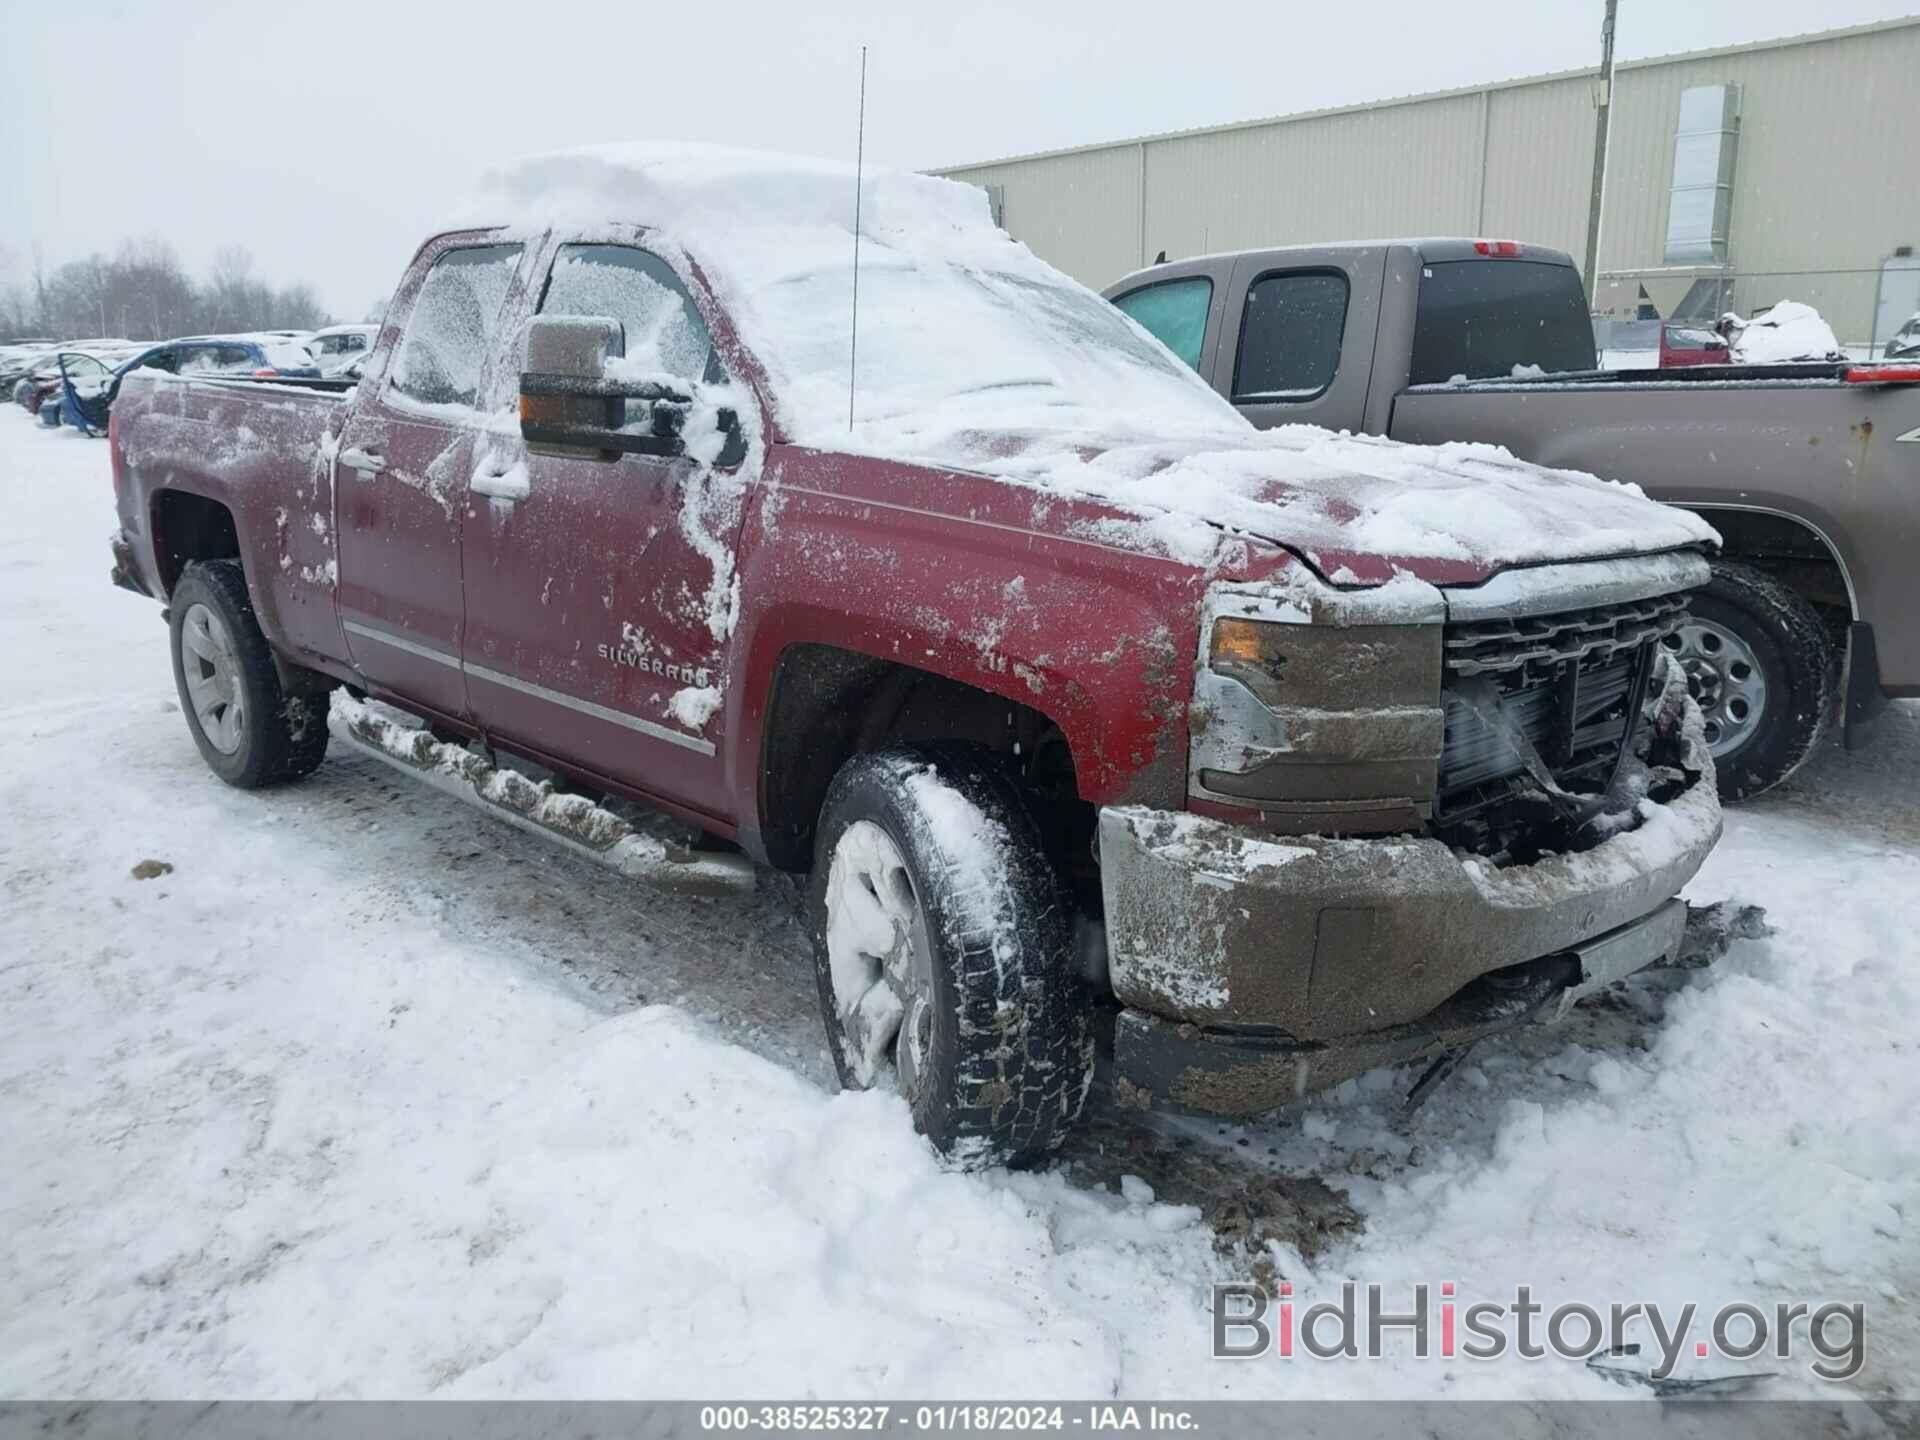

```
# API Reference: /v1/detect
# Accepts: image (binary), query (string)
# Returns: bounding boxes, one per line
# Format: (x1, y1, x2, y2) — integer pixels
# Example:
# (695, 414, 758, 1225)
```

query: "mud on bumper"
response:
(1097, 743, 1721, 1116)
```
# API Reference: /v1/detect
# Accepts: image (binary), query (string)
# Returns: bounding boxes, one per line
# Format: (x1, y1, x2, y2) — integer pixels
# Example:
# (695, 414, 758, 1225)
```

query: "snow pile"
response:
(1727, 301, 1844, 364)
(461, 145, 1711, 576)
(4, 415, 1920, 1398)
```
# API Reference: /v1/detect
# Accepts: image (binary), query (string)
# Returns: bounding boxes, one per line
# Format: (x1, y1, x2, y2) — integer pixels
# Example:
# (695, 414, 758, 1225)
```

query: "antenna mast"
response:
(849, 44, 867, 431)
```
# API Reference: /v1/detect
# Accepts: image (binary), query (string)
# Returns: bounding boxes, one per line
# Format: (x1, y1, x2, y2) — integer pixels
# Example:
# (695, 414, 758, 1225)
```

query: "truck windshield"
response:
(752, 259, 1245, 446)
(1409, 259, 1597, 383)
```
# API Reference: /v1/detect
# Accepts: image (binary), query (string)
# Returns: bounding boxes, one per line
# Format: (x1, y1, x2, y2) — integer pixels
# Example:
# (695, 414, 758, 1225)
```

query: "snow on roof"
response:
(457, 144, 1715, 577)
(464, 142, 984, 260)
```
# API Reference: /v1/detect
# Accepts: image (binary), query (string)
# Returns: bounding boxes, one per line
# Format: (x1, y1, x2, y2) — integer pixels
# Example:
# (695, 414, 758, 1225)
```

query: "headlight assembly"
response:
(1191, 576, 1446, 833)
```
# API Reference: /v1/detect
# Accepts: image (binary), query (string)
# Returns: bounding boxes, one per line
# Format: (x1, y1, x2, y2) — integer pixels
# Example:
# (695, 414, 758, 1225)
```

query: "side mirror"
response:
(519, 314, 691, 461)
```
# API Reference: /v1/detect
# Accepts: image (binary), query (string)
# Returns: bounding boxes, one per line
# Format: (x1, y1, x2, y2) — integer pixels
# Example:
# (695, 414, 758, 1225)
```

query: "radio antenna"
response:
(849, 44, 867, 431)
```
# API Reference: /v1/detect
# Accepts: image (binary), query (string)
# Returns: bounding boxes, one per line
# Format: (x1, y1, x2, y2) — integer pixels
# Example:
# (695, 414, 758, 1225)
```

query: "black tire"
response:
(807, 744, 1094, 1168)
(1680, 560, 1833, 801)
(168, 560, 330, 788)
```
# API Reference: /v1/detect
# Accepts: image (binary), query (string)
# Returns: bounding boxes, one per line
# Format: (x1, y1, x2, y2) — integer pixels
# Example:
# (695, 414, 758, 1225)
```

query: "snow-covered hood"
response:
(874, 420, 1720, 583)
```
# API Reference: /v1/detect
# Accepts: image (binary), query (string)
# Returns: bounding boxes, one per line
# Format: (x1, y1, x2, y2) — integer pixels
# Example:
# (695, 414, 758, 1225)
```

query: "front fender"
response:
(723, 452, 1219, 817)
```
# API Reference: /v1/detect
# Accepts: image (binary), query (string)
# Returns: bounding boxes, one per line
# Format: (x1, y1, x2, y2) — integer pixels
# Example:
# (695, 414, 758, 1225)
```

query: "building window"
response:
(1232, 271, 1348, 402)
(1112, 276, 1212, 371)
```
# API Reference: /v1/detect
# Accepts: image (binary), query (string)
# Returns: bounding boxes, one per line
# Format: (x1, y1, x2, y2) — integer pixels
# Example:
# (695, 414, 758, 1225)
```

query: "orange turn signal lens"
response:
(1211, 617, 1276, 668)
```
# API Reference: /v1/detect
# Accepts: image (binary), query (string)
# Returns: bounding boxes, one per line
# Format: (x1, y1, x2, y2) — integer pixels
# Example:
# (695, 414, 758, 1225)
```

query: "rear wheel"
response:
(1666, 560, 1832, 800)
(807, 745, 1094, 1168)
(169, 560, 330, 788)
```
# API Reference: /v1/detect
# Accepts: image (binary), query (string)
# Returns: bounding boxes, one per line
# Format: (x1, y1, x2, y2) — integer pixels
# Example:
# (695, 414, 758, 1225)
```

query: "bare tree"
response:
(20, 238, 338, 342)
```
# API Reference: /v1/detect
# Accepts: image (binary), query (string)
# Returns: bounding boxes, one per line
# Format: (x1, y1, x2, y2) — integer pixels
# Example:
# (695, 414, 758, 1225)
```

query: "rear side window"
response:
(1112, 277, 1212, 372)
(391, 243, 524, 408)
(537, 243, 721, 387)
(178, 344, 255, 374)
(1409, 259, 1597, 383)
(1233, 271, 1348, 402)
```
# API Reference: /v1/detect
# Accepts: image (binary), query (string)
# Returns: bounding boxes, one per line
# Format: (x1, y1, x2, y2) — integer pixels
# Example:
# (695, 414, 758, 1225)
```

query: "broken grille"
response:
(1437, 594, 1689, 822)
(1443, 593, 1690, 679)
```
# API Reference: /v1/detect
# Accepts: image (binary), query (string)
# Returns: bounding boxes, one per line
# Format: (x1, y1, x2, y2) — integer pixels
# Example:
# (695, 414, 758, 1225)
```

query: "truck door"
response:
(1221, 250, 1382, 433)
(459, 236, 750, 817)
(332, 235, 529, 721)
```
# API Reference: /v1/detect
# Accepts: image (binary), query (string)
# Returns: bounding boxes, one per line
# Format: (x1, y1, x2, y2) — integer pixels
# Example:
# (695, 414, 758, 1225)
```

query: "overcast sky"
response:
(3, 0, 1913, 317)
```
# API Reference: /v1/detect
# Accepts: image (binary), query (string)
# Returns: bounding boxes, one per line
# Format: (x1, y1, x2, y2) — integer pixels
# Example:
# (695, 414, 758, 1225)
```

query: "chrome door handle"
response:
(339, 446, 385, 474)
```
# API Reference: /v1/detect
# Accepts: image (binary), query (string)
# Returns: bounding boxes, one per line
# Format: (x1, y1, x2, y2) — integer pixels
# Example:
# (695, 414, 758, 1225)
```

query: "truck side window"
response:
(1111, 277, 1212, 372)
(390, 243, 525, 409)
(537, 244, 725, 393)
(1232, 271, 1349, 403)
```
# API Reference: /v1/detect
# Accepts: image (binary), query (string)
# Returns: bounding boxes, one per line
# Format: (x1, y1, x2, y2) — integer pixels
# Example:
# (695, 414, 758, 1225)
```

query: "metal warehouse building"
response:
(939, 16, 1920, 348)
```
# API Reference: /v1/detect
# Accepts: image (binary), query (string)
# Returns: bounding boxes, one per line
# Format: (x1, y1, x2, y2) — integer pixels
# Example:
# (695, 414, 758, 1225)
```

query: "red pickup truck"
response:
(108, 146, 1721, 1166)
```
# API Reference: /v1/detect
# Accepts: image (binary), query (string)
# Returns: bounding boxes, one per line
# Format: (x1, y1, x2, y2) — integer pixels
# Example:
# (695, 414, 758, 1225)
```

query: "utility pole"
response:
(1582, 0, 1619, 301)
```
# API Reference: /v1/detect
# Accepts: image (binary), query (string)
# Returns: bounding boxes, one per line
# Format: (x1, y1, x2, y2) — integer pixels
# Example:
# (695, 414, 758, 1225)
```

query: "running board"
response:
(332, 693, 756, 896)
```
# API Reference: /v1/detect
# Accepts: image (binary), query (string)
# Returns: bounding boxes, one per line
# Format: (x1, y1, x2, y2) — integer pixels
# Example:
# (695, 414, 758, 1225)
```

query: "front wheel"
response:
(1665, 560, 1833, 801)
(807, 745, 1094, 1168)
(169, 560, 330, 788)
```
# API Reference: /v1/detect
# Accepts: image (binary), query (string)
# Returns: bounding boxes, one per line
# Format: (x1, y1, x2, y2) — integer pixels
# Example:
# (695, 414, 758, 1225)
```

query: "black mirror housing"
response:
(519, 313, 692, 460)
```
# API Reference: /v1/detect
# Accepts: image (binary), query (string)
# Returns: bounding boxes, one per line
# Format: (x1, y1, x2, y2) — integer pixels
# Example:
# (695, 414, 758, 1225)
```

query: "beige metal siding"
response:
(1480, 76, 1595, 262)
(940, 18, 1920, 336)
(1600, 22, 1920, 275)
(1137, 92, 1486, 284)
(944, 147, 1143, 290)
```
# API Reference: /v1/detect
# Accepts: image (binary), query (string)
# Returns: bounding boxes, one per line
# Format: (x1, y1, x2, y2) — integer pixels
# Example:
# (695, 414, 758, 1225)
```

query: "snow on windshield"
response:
(459, 145, 1243, 453)
(756, 257, 1233, 445)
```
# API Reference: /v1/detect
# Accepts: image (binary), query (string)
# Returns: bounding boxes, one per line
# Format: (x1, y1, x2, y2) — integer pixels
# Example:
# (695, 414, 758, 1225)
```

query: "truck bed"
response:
(112, 369, 355, 676)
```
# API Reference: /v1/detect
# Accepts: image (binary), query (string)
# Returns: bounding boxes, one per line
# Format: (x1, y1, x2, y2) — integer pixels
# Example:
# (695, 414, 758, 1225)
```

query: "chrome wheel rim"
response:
(181, 602, 245, 755)
(823, 820, 935, 1101)
(1664, 619, 1767, 757)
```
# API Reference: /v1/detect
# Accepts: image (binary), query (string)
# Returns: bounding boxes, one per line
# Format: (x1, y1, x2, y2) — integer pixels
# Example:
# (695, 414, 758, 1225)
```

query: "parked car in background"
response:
(121, 335, 321, 380)
(53, 352, 122, 435)
(0, 340, 58, 385)
(305, 324, 378, 375)
(1107, 239, 1920, 799)
(16, 353, 72, 414)
(5, 341, 128, 395)
(1886, 312, 1920, 361)
(1658, 323, 1731, 368)
(107, 145, 1723, 1163)
(12, 335, 323, 430)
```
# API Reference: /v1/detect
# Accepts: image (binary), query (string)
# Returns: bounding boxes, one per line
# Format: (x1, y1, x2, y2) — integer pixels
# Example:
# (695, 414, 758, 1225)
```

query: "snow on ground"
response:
(1, 412, 1915, 1402)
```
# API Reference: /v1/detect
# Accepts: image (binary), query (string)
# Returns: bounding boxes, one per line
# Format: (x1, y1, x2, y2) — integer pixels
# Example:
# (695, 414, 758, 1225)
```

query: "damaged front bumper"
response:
(1098, 725, 1722, 1116)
